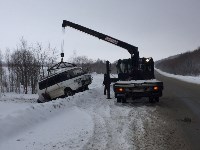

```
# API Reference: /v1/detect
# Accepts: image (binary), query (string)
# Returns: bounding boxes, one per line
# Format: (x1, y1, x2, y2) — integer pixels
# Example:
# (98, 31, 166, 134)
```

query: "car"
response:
(37, 66, 92, 103)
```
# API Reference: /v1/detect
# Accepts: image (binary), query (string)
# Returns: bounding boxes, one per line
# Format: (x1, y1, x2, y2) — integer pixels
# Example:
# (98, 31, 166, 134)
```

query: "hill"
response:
(155, 47, 200, 76)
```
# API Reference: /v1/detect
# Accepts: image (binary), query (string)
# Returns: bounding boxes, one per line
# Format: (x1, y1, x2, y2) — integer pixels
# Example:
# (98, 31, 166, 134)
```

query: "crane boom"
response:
(62, 20, 139, 59)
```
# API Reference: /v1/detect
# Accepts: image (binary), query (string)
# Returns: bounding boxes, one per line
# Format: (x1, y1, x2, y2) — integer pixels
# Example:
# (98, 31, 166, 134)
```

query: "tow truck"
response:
(62, 20, 163, 103)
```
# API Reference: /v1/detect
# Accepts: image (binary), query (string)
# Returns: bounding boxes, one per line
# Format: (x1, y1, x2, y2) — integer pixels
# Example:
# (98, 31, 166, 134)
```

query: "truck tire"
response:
(121, 98, 126, 103)
(155, 97, 159, 102)
(149, 97, 154, 103)
(117, 98, 121, 103)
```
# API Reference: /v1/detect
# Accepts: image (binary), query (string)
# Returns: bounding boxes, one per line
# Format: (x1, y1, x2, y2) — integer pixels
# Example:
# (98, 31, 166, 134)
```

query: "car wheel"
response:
(65, 89, 74, 97)
(85, 86, 89, 90)
(37, 99, 43, 103)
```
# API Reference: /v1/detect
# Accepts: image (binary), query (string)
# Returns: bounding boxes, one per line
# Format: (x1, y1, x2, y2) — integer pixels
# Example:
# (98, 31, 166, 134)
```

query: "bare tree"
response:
(34, 43, 48, 78)
(0, 49, 3, 93)
(8, 38, 41, 94)
(70, 55, 93, 72)
(46, 43, 58, 68)
(6, 48, 17, 93)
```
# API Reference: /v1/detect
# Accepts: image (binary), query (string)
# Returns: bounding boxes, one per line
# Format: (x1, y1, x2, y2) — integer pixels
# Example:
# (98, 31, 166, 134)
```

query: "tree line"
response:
(155, 47, 200, 76)
(0, 39, 117, 94)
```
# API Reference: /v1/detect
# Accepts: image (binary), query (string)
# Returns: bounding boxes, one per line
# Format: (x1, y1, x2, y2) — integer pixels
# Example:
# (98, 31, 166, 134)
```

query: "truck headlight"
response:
(146, 58, 150, 62)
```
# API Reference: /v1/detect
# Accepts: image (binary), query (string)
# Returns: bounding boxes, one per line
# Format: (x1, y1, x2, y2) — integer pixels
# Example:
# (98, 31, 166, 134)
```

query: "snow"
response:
(0, 93, 37, 118)
(0, 93, 94, 150)
(0, 106, 93, 150)
(155, 68, 200, 85)
(0, 73, 154, 150)
(1, 70, 198, 149)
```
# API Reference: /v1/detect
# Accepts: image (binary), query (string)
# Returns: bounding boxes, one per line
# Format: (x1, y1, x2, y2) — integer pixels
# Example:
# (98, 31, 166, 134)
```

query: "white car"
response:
(37, 67, 92, 103)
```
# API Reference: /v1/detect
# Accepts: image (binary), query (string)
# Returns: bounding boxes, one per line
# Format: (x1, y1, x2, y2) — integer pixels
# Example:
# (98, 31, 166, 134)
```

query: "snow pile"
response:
(155, 68, 200, 84)
(0, 104, 93, 150)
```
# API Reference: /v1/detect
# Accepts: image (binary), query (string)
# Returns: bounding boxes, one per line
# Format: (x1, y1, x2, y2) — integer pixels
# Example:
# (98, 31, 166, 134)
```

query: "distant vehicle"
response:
(37, 60, 92, 103)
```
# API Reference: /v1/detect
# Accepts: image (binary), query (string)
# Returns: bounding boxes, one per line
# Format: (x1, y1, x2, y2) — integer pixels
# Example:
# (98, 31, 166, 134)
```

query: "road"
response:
(155, 71, 200, 150)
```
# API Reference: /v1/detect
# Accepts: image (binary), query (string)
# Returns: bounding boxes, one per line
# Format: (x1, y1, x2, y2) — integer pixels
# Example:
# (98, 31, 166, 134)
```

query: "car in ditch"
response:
(37, 64, 92, 103)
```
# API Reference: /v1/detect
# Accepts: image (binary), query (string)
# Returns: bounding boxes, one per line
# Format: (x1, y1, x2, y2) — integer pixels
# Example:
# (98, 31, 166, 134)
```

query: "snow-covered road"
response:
(0, 74, 157, 150)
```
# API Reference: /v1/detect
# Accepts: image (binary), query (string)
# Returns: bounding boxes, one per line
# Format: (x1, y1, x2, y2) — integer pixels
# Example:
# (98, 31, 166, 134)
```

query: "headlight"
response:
(146, 58, 150, 62)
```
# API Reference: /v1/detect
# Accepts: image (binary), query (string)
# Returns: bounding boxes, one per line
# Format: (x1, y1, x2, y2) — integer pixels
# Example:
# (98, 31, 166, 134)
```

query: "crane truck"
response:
(62, 20, 163, 103)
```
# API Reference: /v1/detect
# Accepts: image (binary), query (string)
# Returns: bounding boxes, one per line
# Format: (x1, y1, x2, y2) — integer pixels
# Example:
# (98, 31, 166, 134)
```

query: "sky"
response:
(0, 0, 200, 62)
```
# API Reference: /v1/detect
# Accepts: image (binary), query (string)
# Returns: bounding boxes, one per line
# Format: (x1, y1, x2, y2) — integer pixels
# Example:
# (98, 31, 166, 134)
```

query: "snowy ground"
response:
(1, 70, 195, 150)
(155, 68, 200, 85)
(0, 73, 159, 150)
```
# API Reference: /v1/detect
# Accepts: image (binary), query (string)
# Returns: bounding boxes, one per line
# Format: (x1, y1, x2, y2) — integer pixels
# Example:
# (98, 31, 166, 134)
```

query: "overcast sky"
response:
(0, 0, 200, 62)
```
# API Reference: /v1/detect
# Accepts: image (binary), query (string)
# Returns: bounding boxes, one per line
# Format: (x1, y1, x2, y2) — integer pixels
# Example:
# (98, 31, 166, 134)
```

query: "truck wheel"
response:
(149, 97, 154, 103)
(121, 98, 126, 103)
(117, 98, 121, 103)
(65, 89, 74, 97)
(155, 97, 159, 102)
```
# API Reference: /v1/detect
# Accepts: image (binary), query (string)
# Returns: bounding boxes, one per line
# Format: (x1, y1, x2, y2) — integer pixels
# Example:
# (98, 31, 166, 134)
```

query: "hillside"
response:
(155, 47, 200, 76)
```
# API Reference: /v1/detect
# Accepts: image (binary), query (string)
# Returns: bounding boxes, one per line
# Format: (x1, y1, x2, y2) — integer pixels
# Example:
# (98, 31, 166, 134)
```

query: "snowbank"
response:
(155, 68, 200, 84)
(0, 74, 104, 149)
(0, 105, 93, 150)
